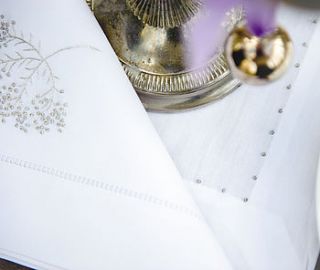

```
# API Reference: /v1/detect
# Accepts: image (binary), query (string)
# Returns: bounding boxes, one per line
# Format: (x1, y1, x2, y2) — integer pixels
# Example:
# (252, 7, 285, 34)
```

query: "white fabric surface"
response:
(1, 0, 320, 269)
(251, 23, 320, 269)
(0, 1, 232, 269)
(188, 183, 302, 270)
(150, 6, 320, 270)
(149, 4, 320, 200)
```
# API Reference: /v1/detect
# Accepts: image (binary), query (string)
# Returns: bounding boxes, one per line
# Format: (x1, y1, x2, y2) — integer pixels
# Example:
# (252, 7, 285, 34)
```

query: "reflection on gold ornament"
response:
(225, 26, 293, 85)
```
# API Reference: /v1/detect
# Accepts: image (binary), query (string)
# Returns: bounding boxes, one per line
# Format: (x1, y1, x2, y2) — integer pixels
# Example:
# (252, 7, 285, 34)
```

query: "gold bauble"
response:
(225, 26, 293, 85)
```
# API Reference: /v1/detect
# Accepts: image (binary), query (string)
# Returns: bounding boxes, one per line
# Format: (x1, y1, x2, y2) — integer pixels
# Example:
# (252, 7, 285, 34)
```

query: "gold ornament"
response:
(225, 26, 293, 85)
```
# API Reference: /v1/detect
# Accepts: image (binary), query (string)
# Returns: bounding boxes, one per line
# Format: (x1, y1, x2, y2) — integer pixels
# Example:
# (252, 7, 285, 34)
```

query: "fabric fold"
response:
(0, 1, 232, 269)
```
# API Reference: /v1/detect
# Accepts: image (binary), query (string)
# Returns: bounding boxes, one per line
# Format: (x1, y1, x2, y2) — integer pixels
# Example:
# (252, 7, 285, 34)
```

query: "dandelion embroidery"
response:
(0, 16, 98, 134)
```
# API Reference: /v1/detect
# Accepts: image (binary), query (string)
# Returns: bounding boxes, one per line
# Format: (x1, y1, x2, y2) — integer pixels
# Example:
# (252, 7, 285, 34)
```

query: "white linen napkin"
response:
(0, 1, 232, 269)
(149, 4, 320, 201)
(150, 6, 320, 270)
(188, 183, 302, 270)
(251, 22, 320, 269)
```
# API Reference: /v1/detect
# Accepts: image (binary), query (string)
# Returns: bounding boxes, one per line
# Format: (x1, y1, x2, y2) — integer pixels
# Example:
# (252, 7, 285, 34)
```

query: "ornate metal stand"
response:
(87, 0, 242, 111)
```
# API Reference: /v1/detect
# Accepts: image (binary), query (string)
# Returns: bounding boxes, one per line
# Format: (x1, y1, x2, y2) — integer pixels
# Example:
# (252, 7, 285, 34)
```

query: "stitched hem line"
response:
(0, 154, 201, 219)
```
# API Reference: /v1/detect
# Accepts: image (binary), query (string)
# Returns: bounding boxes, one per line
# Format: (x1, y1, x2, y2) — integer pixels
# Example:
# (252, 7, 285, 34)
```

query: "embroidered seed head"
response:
(0, 19, 10, 41)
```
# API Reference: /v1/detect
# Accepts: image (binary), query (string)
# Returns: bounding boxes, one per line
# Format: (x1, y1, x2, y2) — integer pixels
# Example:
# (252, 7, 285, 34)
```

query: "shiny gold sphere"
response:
(225, 26, 293, 85)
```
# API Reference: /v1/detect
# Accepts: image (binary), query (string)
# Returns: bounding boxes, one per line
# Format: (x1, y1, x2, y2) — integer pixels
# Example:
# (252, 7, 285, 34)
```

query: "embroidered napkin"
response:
(0, 1, 232, 269)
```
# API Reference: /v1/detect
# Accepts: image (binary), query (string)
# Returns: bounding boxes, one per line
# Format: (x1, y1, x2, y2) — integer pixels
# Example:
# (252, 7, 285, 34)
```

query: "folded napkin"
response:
(0, 1, 232, 269)
(150, 5, 320, 270)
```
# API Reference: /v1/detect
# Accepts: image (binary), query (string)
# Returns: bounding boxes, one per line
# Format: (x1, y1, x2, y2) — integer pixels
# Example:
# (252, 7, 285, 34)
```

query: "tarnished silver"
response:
(88, 0, 242, 111)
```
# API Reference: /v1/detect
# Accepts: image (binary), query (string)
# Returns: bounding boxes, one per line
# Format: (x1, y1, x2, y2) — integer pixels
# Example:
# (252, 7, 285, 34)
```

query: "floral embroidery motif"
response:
(0, 15, 98, 134)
